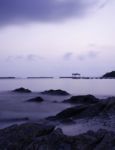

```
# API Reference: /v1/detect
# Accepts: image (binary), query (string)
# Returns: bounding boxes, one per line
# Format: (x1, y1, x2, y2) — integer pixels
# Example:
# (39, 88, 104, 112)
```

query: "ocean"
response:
(0, 78, 115, 96)
(0, 78, 115, 135)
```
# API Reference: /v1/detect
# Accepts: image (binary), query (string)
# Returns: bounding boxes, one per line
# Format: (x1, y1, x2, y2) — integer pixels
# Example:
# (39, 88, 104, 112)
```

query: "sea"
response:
(0, 78, 115, 135)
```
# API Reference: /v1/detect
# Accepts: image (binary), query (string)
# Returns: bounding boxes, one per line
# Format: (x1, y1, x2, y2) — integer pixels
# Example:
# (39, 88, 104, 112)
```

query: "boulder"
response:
(0, 123, 115, 150)
(27, 96, 44, 103)
(63, 95, 99, 104)
(12, 87, 31, 93)
(102, 97, 115, 114)
(41, 89, 70, 96)
(0, 123, 55, 150)
(47, 105, 88, 121)
(47, 100, 115, 122)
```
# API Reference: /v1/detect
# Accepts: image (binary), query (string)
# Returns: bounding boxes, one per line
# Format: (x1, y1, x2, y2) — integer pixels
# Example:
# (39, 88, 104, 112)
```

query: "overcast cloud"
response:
(0, 0, 105, 25)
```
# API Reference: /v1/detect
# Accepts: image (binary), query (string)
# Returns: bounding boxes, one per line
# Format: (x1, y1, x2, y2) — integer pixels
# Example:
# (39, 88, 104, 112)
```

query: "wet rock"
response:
(0, 123, 55, 150)
(47, 105, 88, 121)
(102, 97, 115, 114)
(48, 100, 115, 122)
(26, 128, 72, 150)
(63, 95, 99, 104)
(12, 87, 31, 93)
(73, 129, 115, 150)
(0, 123, 115, 150)
(41, 89, 70, 96)
(27, 96, 44, 103)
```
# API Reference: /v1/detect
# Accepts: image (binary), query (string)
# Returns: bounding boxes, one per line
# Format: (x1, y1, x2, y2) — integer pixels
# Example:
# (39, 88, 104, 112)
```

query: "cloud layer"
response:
(0, 0, 104, 25)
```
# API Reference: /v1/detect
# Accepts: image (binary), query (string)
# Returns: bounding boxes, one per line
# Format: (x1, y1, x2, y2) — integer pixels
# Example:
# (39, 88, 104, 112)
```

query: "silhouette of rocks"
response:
(63, 95, 99, 104)
(27, 96, 44, 103)
(103, 71, 115, 78)
(13, 87, 31, 93)
(48, 97, 115, 122)
(41, 89, 70, 95)
(47, 105, 87, 121)
(0, 123, 115, 150)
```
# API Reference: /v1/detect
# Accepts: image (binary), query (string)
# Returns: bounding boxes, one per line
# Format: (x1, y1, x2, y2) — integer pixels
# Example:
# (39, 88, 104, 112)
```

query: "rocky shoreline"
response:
(0, 123, 115, 150)
(0, 88, 115, 149)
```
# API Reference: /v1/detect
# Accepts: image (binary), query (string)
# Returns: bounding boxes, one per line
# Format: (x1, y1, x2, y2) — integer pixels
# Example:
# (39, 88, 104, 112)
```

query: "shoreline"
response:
(0, 88, 115, 148)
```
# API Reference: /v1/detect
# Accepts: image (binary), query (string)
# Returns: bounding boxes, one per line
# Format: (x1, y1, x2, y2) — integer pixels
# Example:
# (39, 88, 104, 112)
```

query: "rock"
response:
(0, 123, 115, 150)
(102, 97, 115, 114)
(73, 129, 115, 150)
(26, 128, 72, 150)
(102, 71, 115, 78)
(12, 87, 31, 93)
(27, 96, 44, 103)
(63, 95, 99, 104)
(47, 100, 115, 122)
(60, 118, 76, 125)
(0, 123, 55, 150)
(41, 89, 70, 96)
(47, 105, 88, 121)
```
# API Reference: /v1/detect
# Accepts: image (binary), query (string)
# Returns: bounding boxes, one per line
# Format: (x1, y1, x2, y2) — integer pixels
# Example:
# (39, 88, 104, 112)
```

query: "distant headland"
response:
(0, 71, 115, 79)
(27, 77, 54, 79)
(102, 71, 115, 78)
(0, 77, 16, 79)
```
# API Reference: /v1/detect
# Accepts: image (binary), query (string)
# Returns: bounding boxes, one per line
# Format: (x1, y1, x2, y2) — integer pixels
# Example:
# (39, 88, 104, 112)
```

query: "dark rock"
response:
(48, 99, 115, 122)
(12, 87, 31, 93)
(102, 71, 115, 78)
(41, 89, 70, 96)
(0, 123, 55, 150)
(60, 118, 76, 125)
(27, 96, 44, 103)
(63, 95, 99, 104)
(102, 97, 115, 113)
(73, 129, 115, 150)
(0, 123, 115, 150)
(47, 105, 88, 121)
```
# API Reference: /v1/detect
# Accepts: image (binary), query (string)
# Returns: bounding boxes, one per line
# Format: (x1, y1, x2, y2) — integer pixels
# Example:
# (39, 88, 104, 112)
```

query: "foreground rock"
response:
(41, 89, 70, 96)
(13, 87, 31, 93)
(0, 123, 115, 150)
(63, 95, 99, 104)
(26, 96, 44, 103)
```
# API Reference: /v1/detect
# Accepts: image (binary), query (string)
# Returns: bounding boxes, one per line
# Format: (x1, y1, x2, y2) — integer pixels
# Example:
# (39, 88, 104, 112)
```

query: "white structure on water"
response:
(72, 73, 81, 78)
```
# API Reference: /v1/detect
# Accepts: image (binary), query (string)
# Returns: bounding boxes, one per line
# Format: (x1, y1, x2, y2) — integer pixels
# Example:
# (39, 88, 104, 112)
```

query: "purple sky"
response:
(0, 0, 115, 77)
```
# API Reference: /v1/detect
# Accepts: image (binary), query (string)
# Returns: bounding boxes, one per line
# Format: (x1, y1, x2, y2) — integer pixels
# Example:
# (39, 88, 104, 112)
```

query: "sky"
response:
(0, 0, 115, 77)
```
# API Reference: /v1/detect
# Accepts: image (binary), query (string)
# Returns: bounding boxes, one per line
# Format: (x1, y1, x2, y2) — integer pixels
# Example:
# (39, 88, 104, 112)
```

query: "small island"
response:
(102, 71, 115, 78)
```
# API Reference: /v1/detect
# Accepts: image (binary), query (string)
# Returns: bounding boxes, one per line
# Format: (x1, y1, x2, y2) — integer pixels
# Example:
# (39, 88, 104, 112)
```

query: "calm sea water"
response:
(0, 78, 115, 134)
(0, 78, 115, 96)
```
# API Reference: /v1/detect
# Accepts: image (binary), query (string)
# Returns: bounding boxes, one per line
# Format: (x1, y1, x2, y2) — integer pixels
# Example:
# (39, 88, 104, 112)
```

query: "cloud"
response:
(0, 0, 107, 26)
(98, 0, 110, 9)
(6, 54, 43, 62)
(63, 52, 73, 60)
(77, 50, 99, 61)
(27, 54, 43, 61)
